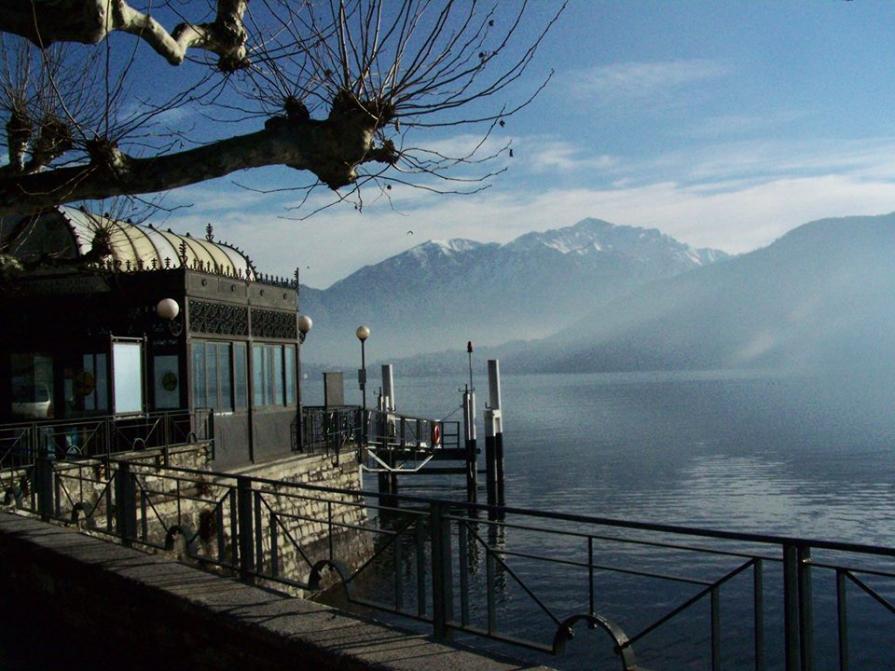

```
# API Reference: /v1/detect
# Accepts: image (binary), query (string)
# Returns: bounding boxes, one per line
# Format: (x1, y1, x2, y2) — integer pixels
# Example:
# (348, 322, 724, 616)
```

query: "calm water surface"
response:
(306, 368, 895, 669)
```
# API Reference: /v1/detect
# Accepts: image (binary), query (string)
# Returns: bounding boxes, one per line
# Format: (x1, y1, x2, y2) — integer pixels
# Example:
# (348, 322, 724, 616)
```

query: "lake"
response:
(305, 367, 895, 669)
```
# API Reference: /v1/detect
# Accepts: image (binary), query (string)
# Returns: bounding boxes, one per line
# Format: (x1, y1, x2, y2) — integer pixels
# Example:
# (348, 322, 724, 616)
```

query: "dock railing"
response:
(298, 406, 461, 457)
(5, 454, 893, 670)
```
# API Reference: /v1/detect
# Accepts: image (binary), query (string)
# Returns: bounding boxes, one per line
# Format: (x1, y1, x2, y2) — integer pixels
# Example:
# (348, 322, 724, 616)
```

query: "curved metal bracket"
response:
(552, 613, 639, 671)
(70, 502, 88, 524)
(131, 437, 147, 451)
(307, 558, 352, 598)
(164, 524, 195, 554)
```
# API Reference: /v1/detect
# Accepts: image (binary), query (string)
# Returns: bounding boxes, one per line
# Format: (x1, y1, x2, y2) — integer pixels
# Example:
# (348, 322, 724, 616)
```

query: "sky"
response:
(154, 1, 895, 287)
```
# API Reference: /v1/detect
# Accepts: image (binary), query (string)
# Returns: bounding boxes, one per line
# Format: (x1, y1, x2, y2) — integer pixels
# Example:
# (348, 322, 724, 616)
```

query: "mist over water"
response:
(309, 368, 895, 541)
(306, 368, 895, 668)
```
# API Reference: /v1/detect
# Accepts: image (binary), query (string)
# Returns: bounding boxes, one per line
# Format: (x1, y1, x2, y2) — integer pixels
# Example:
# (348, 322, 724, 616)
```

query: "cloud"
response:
(157, 132, 895, 288)
(569, 59, 729, 106)
(209, 170, 895, 288)
(521, 138, 616, 173)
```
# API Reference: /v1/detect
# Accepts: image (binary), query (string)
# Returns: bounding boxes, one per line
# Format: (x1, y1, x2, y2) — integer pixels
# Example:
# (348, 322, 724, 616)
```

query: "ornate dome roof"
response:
(60, 207, 256, 280)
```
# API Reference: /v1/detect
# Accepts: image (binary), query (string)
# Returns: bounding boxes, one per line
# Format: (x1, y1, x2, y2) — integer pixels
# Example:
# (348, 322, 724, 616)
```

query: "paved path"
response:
(0, 512, 553, 671)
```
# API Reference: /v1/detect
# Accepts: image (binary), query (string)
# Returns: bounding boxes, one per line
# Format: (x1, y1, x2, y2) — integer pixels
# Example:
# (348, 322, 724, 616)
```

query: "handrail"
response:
(7, 455, 895, 670)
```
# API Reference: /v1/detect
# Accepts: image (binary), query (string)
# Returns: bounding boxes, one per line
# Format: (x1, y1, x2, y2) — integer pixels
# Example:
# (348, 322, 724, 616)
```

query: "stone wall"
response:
(43, 445, 371, 597)
(231, 450, 373, 594)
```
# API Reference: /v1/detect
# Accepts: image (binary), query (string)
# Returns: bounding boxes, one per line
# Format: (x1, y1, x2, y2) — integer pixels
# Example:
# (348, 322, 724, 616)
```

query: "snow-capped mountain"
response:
(299, 218, 728, 364)
(508, 212, 895, 373)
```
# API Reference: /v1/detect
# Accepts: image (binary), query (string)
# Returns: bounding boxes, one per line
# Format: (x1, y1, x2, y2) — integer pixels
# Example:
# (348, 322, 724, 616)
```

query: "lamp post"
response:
(356, 325, 370, 444)
(296, 314, 313, 452)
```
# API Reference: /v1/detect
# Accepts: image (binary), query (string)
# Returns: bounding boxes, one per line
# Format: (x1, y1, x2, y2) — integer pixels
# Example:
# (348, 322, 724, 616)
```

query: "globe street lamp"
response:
(296, 314, 313, 452)
(298, 314, 313, 343)
(356, 325, 370, 444)
(156, 298, 179, 320)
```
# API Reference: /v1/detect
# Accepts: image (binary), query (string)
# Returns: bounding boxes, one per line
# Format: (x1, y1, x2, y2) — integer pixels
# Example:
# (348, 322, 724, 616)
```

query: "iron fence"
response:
(0, 410, 213, 510)
(298, 406, 363, 457)
(6, 455, 894, 670)
(0, 409, 213, 468)
(366, 409, 461, 452)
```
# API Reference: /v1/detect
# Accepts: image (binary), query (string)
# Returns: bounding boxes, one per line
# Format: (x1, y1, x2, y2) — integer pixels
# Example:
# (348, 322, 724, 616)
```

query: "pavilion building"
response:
(0, 206, 306, 468)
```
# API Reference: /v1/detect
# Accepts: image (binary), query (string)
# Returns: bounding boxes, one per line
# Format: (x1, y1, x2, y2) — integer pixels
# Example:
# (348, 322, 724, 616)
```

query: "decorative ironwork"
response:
(251, 307, 296, 339)
(188, 299, 248, 335)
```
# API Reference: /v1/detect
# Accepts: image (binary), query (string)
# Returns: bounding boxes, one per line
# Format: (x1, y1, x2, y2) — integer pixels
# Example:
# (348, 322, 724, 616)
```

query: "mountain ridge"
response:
(299, 217, 729, 364)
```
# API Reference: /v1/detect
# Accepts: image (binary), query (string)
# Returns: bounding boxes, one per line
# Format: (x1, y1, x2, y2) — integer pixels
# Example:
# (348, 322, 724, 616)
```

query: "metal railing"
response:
(7, 455, 894, 670)
(0, 410, 214, 507)
(298, 406, 363, 456)
(0, 409, 213, 469)
(298, 407, 461, 456)
(366, 409, 461, 451)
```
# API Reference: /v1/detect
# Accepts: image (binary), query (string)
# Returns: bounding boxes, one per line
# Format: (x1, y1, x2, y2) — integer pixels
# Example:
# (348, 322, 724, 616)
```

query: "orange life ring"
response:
(431, 423, 442, 446)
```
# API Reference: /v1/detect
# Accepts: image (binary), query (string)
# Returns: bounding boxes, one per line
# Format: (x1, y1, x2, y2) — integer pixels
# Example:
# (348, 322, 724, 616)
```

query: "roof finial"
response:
(206, 223, 214, 241)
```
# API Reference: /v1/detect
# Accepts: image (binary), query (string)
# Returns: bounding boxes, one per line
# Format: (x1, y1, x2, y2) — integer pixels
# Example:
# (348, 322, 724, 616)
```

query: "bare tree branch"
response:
(1, 0, 249, 70)
(0, 1, 565, 218)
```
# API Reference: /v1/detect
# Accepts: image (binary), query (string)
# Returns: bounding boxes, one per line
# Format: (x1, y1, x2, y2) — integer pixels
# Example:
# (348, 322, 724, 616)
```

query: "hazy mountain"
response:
(506, 213, 895, 373)
(299, 218, 727, 364)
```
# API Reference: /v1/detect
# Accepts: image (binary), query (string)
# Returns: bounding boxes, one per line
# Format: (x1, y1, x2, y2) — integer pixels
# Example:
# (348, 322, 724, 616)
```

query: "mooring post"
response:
(382, 364, 399, 499)
(382, 364, 396, 412)
(486, 359, 505, 507)
(462, 386, 477, 503)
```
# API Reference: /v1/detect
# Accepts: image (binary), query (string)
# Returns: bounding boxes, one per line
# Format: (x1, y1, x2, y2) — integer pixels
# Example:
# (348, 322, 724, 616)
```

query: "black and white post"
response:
(463, 341, 478, 503)
(380, 363, 398, 500)
(484, 359, 504, 509)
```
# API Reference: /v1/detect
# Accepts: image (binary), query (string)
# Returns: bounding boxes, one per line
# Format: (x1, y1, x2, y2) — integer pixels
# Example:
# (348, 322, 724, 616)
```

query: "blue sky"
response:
(158, 1, 895, 287)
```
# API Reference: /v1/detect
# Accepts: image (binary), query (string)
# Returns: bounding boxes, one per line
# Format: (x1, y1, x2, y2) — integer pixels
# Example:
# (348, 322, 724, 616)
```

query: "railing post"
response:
(163, 412, 171, 449)
(237, 476, 255, 582)
(114, 462, 137, 546)
(208, 410, 216, 461)
(754, 558, 765, 671)
(430, 501, 453, 641)
(105, 417, 112, 457)
(783, 543, 800, 671)
(34, 452, 53, 521)
(798, 545, 814, 671)
(711, 586, 721, 671)
(836, 569, 848, 671)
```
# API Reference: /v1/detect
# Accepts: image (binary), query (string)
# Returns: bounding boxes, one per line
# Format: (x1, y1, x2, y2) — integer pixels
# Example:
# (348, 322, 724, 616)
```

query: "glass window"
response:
(250, 343, 292, 407)
(112, 342, 143, 414)
(284, 346, 295, 405)
(218, 344, 232, 410)
(234, 343, 247, 409)
(95, 353, 108, 412)
(206, 343, 218, 409)
(272, 345, 283, 405)
(67, 353, 108, 416)
(153, 355, 180, 409)
(252, 344, 264, 406)
(10, 353, 54, 419)
(191, 341, 237, 411)
(192, 342, 206, 408)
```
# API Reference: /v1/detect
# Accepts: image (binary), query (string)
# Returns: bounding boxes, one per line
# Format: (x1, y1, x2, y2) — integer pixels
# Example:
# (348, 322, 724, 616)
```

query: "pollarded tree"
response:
(0, 0, 564, 218)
